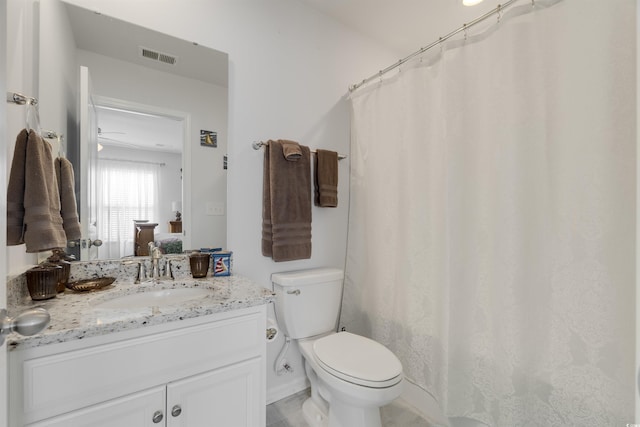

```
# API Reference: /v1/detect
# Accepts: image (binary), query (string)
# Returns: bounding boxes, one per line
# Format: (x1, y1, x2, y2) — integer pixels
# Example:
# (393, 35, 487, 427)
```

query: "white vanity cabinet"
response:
(9, 305, 267, 427)
(28, 386, 166, 427)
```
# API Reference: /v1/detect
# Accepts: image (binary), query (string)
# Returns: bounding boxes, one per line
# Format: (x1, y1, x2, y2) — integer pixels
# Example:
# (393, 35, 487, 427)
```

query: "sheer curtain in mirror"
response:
(97, 159, 160, 259)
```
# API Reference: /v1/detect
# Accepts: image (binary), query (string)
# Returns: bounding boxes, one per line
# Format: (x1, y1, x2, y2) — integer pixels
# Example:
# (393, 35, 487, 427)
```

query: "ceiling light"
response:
(463, 0, 484, 5)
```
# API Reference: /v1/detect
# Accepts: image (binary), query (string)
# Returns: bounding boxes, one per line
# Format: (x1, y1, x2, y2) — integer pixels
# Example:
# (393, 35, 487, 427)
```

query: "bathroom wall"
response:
(7, 0, 398, 402)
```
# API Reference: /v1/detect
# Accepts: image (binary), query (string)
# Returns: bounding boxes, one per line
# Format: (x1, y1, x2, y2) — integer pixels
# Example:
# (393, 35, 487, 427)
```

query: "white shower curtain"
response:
(342, 1, 635, 425)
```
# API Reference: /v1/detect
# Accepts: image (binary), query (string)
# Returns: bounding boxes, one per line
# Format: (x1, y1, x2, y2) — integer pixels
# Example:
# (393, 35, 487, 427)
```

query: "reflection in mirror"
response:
(95, 103, 184, 259)
(38, 0, 228, 260)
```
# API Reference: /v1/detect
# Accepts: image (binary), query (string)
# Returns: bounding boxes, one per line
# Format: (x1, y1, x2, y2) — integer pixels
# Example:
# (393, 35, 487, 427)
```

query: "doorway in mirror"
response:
(94, 99, 186, 260)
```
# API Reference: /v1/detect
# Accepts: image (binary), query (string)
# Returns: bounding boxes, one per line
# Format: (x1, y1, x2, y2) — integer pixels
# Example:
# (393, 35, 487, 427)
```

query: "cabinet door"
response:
(27, 386, 165, 427)
(167, 358, 262, 427)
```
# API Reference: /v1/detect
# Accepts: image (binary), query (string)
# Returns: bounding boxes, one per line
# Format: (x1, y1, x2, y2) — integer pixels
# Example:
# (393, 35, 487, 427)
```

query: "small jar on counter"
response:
(46, 249, 73, 293)
(26, 264, 62, 300)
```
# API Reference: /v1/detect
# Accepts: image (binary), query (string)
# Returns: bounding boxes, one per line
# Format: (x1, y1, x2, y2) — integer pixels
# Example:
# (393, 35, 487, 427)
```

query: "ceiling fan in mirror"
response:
(97, 127, 132, 151)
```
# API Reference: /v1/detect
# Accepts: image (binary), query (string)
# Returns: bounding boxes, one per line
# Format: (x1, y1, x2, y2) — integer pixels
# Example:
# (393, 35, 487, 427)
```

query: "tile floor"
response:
(266, 389, 433, 427)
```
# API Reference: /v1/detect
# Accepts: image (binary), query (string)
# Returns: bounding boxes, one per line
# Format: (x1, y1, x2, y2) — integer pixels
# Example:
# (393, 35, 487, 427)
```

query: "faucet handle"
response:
(164, 259, 174, 280)
(122, 260, 144, 284)
(137, 262, 146, 283)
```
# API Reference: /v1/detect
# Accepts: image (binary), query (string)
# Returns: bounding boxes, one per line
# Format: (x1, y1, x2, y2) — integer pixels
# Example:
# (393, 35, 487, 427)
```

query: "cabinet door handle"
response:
(171, 404, 182, 417)
(152, 410, 164, 423)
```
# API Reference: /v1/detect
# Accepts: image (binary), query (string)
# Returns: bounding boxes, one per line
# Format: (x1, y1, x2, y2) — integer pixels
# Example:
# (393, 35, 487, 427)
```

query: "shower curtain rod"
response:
(349, 0, 522, 92)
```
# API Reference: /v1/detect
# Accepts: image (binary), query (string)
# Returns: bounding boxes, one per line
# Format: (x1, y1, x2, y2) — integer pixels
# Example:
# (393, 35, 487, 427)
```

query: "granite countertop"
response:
(7, 274, 275, 351)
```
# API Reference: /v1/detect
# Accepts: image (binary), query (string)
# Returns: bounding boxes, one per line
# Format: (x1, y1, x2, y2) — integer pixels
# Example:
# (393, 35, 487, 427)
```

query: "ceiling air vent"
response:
(139, 46, 178, 66)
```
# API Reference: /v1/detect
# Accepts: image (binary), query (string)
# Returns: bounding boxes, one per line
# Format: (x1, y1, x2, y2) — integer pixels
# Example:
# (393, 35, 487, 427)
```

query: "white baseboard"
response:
(267, 376, 310, 405)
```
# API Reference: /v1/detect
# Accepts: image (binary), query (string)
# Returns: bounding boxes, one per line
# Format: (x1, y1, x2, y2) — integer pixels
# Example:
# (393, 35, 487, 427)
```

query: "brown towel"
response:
(280, 139, 302, 161)
(262, 140, 312, 262)
(56, 157, 82, 240)
(7, 129, 29, 245)
(314, 149, 338, 207)
(12, 130, 67, 252)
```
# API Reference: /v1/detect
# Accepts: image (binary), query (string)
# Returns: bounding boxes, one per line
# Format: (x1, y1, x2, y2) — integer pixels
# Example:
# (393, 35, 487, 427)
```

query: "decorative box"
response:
(212, 251, 232, 276)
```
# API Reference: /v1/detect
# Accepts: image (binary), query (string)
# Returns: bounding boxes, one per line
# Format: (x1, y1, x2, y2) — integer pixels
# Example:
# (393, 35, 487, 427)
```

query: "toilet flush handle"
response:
(287, 289, 301, 295)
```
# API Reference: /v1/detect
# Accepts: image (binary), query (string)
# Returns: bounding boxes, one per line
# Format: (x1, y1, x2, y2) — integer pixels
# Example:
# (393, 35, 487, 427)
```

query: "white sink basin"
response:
(95, 288, 211, 310)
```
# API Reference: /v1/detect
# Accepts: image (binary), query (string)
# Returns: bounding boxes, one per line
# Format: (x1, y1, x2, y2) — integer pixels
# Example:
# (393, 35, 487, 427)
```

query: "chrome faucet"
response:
(147, 242, 173, 282)
(148, 242, 162, 282)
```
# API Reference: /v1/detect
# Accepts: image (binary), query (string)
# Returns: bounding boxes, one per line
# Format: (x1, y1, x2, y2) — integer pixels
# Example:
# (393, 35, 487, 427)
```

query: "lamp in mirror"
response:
(172, 201, 183, 222)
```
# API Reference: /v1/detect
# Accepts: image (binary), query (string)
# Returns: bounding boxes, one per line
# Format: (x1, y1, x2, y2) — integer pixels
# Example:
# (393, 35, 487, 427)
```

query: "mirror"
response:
(38, 1, 228, 260)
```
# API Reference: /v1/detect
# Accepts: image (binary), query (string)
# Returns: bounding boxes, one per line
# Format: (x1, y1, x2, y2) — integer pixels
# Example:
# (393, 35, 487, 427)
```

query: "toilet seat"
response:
(312, 332, 403, 388)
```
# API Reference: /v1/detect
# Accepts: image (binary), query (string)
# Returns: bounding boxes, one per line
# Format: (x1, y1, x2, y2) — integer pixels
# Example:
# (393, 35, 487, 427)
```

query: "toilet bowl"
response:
(299, 332, 403, 427)
(272, 268, 404, 427)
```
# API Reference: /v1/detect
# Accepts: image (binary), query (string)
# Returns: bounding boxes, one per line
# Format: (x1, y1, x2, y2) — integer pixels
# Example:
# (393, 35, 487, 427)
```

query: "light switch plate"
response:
(206, 203, 224, 216)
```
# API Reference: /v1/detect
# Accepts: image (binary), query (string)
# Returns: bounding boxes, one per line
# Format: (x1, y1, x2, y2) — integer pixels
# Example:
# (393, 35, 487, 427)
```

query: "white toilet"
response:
(272, 268, 403, 427)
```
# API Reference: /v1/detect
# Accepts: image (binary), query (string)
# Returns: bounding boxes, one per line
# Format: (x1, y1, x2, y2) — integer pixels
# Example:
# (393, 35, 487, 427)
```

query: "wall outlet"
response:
(206, 203, 224, 216)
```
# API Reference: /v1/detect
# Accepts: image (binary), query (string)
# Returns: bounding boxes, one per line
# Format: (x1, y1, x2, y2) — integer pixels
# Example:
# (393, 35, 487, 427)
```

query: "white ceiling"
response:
(96, 106, 184, 154)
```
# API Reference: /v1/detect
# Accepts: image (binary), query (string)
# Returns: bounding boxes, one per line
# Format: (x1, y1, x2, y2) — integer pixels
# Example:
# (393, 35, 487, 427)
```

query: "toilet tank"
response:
(272, 268, 344, 339)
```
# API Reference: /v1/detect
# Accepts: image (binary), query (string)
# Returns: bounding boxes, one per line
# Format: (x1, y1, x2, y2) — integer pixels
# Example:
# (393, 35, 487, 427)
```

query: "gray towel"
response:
(280, 139, 302, 161)
(7, 129, 28, 245)
(314, 149, 338, 207)
(56, 157, 82, 241)
(262, 140, 312, 262)
(8, 130, 67, 252)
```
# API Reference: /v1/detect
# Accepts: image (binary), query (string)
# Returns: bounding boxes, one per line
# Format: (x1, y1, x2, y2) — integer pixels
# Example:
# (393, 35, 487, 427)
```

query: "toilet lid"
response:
(313, 332, 402, 388)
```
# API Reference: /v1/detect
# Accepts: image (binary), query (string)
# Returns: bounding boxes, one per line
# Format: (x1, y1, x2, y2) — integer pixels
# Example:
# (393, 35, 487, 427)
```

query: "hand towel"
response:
(314, 149, 338, 207)
(22, 130, 67, 252)
(7, 129, 29, 245)
(262, 141, 274, 257)
(56, 157, 82, 240)
(262, 139, 312, 262)
(280, 139, 302, 161)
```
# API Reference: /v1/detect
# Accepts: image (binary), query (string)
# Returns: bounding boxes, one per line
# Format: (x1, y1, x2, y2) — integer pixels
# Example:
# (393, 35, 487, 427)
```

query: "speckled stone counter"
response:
(6, 257, 274, 351)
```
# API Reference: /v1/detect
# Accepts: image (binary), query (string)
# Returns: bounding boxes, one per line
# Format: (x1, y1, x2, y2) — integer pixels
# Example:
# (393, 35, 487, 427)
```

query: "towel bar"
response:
(7, 91, 38, 106)
(252, 141, 347, 160)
